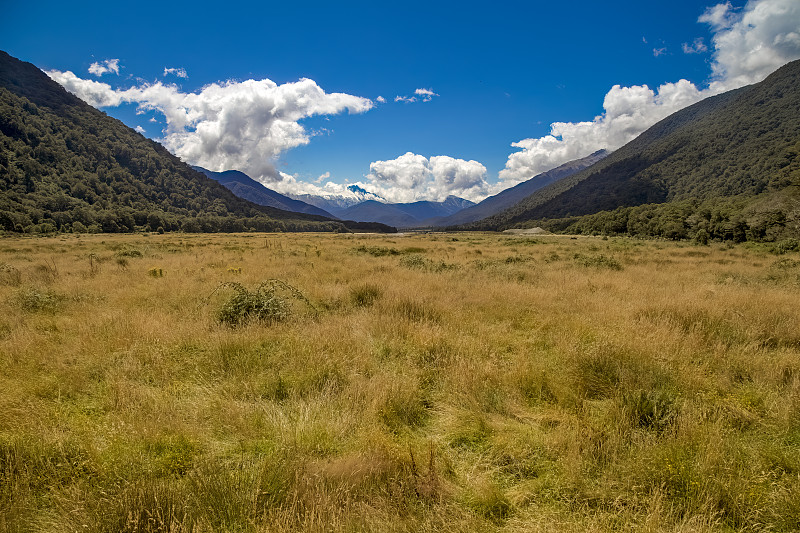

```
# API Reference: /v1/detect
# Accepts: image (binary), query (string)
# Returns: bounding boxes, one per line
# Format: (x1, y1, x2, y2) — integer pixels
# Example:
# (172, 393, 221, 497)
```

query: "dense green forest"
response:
(463, 59, 800, 242)
(0, 51, 393, 234)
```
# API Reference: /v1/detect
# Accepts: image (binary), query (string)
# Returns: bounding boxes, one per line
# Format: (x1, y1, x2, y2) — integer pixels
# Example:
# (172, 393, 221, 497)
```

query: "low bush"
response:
(14, 286, 65, 313)
(353, 245, 400, 256)
(573, 253, 623, 270)
(213, 280, 315, 327)
(399, 254, 457, 272)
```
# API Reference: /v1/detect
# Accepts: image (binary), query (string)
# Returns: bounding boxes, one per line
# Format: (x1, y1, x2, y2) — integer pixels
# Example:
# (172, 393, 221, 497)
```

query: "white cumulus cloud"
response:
(47, 70, 374, 183)
(414, 88, 439, 102)
(498, 0, 800, 186)
(706, 0, 800, 92)
(366, 152, 488, 203)
(271, 152, 489, 203)
(88, 59, 120, 77)
(134, 125, 145, 133)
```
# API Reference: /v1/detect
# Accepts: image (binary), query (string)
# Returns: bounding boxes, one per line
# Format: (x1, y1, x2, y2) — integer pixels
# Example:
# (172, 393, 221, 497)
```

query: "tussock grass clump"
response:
(378, 381, 431, 434)
(32, 259, 59, 284)
(349, 283, 382, 307)
(463, 478, 513, 524)
(83, 478, 194, 533)
(391, 299, 441, 323)
(0, 263, 22, 286)
(622, 389, 678, 433)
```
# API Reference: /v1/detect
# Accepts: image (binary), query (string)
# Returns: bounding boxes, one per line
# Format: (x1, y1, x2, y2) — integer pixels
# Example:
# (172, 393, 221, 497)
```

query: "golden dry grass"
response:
(1, 231, 799, 532)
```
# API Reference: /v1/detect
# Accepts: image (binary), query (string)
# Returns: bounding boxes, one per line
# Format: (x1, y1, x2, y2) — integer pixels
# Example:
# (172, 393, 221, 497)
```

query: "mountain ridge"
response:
(432, 150, 608, 228)
(465, 59, 800, 241)
(191, 166, 336, 218)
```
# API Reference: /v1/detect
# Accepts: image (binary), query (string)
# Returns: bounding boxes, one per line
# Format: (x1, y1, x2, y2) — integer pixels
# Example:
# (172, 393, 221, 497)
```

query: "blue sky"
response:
(3, 0, 799, 202)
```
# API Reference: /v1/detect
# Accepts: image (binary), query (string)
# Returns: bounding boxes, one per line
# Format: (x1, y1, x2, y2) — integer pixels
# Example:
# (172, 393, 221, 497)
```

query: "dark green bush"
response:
(214, 280, 314, 327)
(573, 253, 623, 270)
(14, 287, 64, 313)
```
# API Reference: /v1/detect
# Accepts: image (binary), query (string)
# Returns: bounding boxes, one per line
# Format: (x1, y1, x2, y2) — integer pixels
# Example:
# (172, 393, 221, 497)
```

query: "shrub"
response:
(213, 280, 315, 327)
(115, 248, 143, 258)
(148, 267, 164, 277)
(353, 245, 400, 256)
(14, 287, 64, 313)
(771, 238, 800, 255)
(573, 253, 623, 270)
(399, 254, 456, 272)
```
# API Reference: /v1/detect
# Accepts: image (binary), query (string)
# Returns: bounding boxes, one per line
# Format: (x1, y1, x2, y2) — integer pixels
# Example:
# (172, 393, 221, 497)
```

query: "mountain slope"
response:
(433, 150, 608, 227)
(0, 50, 393, 233)
(470, 59, 800, 234)
(192, 166, 335, 218)
(336, 196, 475, 227)
(337, 200, 420, 227)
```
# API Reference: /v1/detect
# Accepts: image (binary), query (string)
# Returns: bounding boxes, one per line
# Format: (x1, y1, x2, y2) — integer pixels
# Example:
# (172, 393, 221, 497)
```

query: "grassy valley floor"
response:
(1, 232, 800, 532)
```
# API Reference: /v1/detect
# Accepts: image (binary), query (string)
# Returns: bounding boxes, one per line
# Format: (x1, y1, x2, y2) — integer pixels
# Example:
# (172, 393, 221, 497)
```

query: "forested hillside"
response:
(467, 59, 800, 242)
(0, 51, 392, 233)
(434, 150, 607, 227)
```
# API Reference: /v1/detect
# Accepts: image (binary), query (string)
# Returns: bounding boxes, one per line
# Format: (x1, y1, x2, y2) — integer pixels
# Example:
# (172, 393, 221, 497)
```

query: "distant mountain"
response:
(0, 50, 395, 233)
(336, 200, 419, 227)
(466, 59, 800, 241)
(432, 150, 608, 227)
(192, 166, 335, 218)
(337, 196, 476, 228)
(288, 185, 385, 214)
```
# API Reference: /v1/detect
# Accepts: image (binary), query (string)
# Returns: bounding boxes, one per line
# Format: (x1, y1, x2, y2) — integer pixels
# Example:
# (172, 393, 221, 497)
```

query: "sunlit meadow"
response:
(1, 232, 799, 532)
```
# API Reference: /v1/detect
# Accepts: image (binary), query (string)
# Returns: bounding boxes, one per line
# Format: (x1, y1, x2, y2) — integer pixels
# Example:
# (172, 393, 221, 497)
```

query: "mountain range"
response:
(2, 46, 799, 242)
(191, 166, 335, 218)
(335, 196, 474, 228)
(193, 168, 478, 228)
